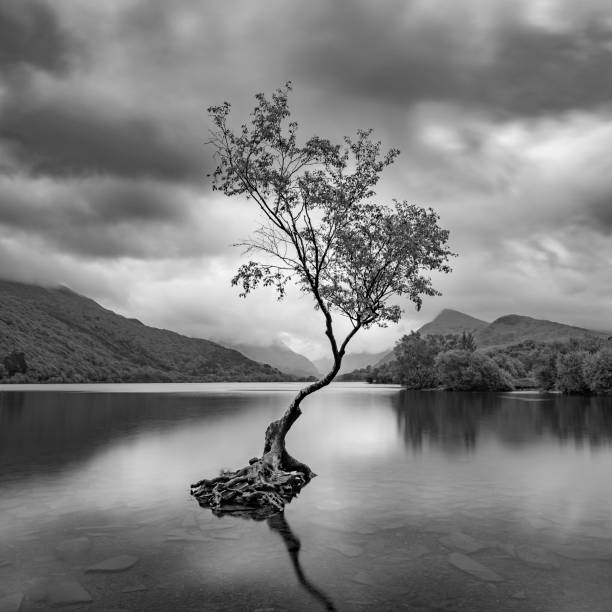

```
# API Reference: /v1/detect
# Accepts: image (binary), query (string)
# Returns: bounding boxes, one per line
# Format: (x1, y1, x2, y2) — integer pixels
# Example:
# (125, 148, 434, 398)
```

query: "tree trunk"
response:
(262, 361, 341, 474)
(190, 358, 342, 518)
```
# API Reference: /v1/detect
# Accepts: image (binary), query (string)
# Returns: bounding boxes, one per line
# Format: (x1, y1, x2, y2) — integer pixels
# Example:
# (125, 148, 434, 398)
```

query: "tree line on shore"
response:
(341, 332, 612, 395)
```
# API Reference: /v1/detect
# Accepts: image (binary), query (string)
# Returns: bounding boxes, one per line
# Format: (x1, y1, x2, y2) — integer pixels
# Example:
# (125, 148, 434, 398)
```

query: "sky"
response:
(1, 0, 612, 359)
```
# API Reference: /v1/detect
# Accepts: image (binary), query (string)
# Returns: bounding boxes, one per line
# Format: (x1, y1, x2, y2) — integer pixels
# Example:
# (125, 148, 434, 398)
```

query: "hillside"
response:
(418, 309, 488, 337)
(415, 309, 606, 349)
(315, 349, 390, 375)
(0, 280, 291, 383)
(342, 309, 609, 380)
(230, 341, 320, 378)
(475, 314, 609, 348)
(372, 310, 489, 367)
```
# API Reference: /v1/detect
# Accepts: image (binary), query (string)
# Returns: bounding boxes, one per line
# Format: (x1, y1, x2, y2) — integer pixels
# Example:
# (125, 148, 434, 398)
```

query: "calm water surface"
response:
(1, 383, 612, 611)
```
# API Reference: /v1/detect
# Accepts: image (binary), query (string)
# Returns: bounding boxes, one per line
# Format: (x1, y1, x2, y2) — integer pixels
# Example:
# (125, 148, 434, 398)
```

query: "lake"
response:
(1, 383, 612, 611)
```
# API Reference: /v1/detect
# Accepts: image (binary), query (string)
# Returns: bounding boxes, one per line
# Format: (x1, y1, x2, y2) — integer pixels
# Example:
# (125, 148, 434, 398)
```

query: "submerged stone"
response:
(122, 583, 147, 593)
(447, 552, 503, 582)
(403, 544, 431, 560)
(327, 543, 363, 557)
(46, 580, 92, 606)
(383, 518, 406, 530)
(210, 531, 242, 540)
(165, 528, 210, 542)
(515, 545, 560, 570)
(54, 536, 91, 561)
(440, 532, 487, 553)
(549, 544, 612, 561)
(86, 554, 138, 572)
(24, 578, 50, 602)
(0, 592, 23, 612)
(351, 571, 377, 586)
(579, 525, 612, 539)
(181, 513, 198, 528)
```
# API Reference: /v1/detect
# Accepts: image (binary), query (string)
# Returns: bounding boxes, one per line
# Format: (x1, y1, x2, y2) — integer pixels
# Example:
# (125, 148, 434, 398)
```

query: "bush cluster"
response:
(345, 332, 612, 395)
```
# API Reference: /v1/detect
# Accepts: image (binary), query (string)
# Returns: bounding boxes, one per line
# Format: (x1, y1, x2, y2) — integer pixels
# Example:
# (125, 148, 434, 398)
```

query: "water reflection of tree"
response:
(392, 391, 612, 452)
(194, 498, 336, 610)
(267, 513, 337, 611)
(537, 395, 612, 447)
(393, 391, 495, 452)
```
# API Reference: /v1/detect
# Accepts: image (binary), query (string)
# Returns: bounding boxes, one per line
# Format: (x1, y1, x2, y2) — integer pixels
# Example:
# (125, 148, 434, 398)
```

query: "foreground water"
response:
(1, 383, 612, 611)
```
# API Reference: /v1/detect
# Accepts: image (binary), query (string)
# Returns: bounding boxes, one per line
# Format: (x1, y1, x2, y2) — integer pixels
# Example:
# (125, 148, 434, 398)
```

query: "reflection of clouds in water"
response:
(2, 385, 612, 558)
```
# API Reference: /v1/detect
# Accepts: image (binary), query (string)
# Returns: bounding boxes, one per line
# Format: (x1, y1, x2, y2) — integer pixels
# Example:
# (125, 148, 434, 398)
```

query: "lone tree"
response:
(191, 84, 454, 517)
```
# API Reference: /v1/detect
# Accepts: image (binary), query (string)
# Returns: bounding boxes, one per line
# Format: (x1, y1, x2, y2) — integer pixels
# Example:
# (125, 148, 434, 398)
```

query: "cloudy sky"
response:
(1, 0, 612, 359)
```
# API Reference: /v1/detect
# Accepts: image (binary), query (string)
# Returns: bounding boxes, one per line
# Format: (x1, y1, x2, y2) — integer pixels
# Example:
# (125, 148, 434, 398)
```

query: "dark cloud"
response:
(577, 191, 612, 234)
(0, 92, 206, 181)
(0, 0, 74, 74)
(0, 0, 611, 348)
(288, 0, 612, 117)
(0, 177, 207, 259)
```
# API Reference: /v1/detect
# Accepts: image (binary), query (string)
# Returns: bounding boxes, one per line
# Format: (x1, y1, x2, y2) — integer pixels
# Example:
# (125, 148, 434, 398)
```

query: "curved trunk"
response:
(191, 325, 359, 517)
(262, 358, 342, 472)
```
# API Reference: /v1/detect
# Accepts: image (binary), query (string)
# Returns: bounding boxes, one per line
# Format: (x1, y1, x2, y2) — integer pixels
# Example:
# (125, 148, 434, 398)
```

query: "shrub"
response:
(435, 350, 514, 391)
(392, 332, 438, 389)
(583, 348, 612, 395)
(556, 351, 589, 394)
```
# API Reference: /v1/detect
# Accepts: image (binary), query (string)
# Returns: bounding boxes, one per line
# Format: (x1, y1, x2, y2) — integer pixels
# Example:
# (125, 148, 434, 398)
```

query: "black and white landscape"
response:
(1, 1, 612, 611)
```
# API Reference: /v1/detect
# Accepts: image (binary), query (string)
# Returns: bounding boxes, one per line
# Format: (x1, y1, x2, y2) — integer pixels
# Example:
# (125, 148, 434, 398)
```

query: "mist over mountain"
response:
(315, 350, 390, 376)
(229, 341, 320, 378)
(0, 280, 291, 383)
(2, 277, 607, 385)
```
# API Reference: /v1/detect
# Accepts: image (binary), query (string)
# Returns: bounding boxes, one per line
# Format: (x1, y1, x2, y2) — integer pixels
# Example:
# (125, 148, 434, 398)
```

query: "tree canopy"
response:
(208, 83, 454, 367)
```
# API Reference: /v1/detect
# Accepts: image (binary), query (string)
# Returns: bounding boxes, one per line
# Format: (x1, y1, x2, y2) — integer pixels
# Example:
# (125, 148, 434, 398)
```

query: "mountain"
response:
(475, 314, 609, 348)
(418, 309, 488, 337)
(417, 309, 606, 349)
(315, 349, 390, 375)
(230, 341, 320, 378)
(0, 280, 291, 383)
(371, 310, 489, 367)
(348, 309, 608, 376)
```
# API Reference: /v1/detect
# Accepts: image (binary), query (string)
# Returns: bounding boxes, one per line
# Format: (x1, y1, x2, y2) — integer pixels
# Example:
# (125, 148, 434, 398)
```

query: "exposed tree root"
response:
(190, 451, 315, 519)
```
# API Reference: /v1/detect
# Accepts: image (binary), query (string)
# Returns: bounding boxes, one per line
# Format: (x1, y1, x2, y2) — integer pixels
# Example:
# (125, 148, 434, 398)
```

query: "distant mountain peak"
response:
(230, 341, 320, 378)
(419, 309, 488, 336)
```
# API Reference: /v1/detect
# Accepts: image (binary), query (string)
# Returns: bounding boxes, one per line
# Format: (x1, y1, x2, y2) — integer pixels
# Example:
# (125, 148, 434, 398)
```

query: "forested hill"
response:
(0, 280, 290, 383)
(475, 314, 609, 348)
(418, 309, 607, 348)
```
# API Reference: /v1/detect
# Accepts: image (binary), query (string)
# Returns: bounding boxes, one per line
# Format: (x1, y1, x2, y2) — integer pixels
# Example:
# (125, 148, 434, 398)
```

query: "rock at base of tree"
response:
(191, 454, 313, 520)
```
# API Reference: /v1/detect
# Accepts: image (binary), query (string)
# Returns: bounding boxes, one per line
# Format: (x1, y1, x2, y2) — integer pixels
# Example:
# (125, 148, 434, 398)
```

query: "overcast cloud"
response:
(1, 0, 611, 359)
